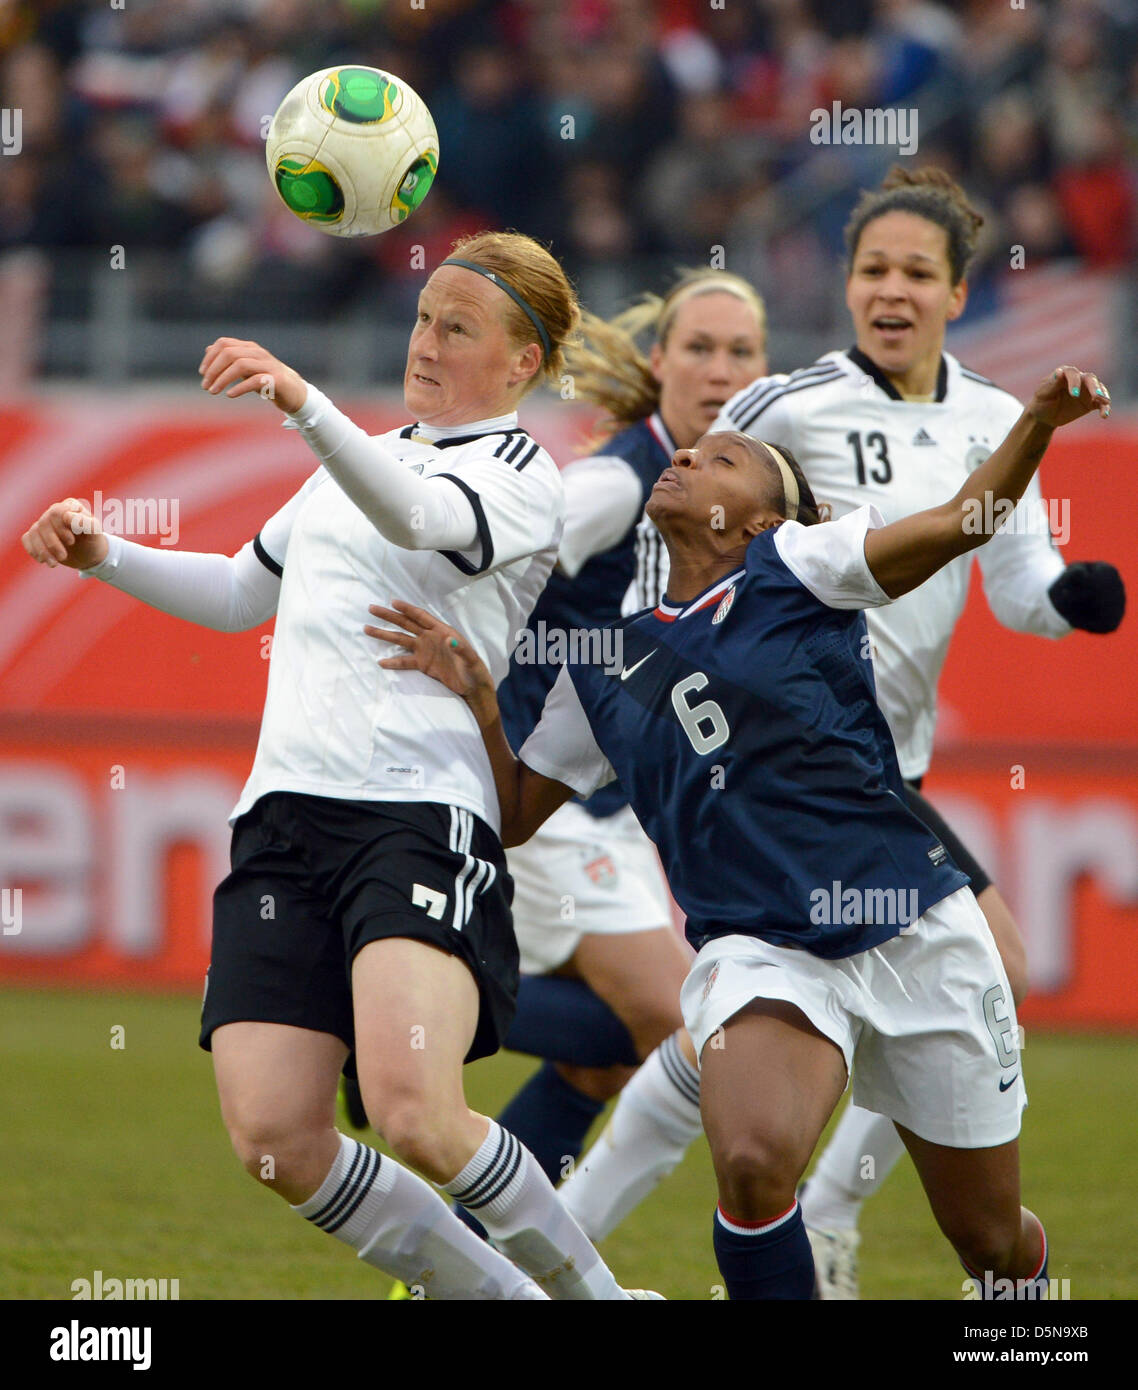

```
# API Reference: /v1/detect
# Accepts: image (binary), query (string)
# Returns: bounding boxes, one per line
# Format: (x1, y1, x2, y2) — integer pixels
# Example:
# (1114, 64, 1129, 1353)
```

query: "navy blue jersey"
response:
(498, 415, 674, 818)
(519, 507, 969, 959)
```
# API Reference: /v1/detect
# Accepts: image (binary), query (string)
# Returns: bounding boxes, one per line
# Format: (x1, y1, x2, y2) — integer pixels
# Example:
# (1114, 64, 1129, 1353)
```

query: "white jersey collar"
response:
(406, 412, 519, 445)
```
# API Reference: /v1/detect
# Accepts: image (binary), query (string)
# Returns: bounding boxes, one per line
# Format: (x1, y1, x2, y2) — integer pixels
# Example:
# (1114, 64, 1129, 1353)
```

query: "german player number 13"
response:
(847, 430, 893, 486)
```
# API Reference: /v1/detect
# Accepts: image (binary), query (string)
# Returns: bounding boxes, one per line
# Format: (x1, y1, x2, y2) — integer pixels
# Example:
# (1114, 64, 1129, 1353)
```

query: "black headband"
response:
(440, 257, 552, 359)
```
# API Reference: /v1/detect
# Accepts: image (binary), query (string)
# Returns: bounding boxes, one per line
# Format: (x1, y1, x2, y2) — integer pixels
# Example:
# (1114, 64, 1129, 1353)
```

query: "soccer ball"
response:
(265, 66, 439, 237)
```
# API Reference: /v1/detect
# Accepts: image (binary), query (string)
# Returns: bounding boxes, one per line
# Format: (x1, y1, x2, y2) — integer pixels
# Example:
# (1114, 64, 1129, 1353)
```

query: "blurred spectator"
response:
(1053, 109, 1137, 268)
(970, 91, 1054, 212)
(429, 43, 551, 230)
(1003, 182, 1079, 266)
(0, 0, 1132, 378)
(640, 91, 755, 253)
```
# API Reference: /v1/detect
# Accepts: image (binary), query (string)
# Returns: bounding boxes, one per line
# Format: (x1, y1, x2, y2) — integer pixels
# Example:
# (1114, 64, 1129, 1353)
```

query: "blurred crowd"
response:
(1, 0, 1136, 356)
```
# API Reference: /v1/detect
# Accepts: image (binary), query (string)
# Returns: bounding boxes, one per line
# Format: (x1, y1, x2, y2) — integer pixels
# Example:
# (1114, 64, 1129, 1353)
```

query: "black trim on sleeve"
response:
(732, 364, 844, 432)
(253, 533, 284, 578)
(436, 473, 495, 576)
(960, 367, 1004, 392)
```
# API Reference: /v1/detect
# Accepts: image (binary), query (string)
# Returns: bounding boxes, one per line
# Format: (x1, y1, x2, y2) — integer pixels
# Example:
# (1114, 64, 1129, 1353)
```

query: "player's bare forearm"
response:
(469, 708, 571, 846)
(366, 600, 574, 843)
(865, 366, 1109, 599)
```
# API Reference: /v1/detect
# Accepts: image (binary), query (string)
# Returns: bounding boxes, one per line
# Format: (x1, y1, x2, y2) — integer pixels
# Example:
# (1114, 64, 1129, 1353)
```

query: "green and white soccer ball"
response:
(265, 66, 439, 237)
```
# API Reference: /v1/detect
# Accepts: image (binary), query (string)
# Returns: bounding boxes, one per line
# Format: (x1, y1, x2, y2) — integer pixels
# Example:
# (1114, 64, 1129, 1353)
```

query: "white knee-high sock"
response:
(444, 1120, 627, 1300)
(801, 1105, 906, 1231)
(292, 1132, 546, 1300)
(560, 1030, 703, 1242)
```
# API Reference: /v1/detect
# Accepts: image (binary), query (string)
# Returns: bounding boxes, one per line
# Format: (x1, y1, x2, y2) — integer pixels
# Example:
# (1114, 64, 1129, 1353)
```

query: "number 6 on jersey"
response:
(672, 672, 730, 754)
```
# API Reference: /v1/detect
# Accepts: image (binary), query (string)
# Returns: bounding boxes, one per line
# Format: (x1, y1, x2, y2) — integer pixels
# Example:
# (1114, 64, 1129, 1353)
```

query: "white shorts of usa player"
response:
(507, 801, 674, 975)
(682, 886, 1026, 1149)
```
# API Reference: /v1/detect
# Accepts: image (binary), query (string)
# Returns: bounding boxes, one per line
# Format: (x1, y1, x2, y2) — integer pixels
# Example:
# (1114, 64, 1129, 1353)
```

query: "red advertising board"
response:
(2, 396, 1136, 1027)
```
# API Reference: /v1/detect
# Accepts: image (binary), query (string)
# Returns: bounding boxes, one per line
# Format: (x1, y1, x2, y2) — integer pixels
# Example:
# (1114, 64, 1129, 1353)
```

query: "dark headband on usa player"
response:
(440, 258, 553, 360)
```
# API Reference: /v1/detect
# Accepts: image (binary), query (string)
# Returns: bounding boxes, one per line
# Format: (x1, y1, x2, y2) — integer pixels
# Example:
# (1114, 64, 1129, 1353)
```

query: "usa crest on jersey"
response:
(711, 587, 736, 625)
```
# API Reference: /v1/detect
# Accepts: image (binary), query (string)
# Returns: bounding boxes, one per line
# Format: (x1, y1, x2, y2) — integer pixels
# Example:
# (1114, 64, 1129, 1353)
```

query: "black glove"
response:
(1048, 562, 1126, 633)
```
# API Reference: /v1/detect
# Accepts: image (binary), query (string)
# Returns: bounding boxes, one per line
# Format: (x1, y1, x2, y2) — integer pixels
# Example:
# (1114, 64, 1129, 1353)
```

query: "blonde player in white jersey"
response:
(21, 232, 654, 1301)
(557, 168, 1124, 1293)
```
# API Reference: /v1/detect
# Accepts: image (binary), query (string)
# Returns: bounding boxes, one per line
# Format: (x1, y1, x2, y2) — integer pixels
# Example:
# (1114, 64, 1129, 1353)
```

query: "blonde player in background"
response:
(557, 168, 1124, 1296)
(22, 232, 656, 1301)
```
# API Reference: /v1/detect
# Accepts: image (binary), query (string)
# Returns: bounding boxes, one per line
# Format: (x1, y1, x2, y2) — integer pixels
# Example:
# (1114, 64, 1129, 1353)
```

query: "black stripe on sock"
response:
(312, 1145, 376, 1232)
(321, 1148, 381, 1234)
(461, 1133, 523, 1211)
(450, 1126, 510, 1205)
(310, 1144, 377, 1232)
(307, 1140, 366, 1228)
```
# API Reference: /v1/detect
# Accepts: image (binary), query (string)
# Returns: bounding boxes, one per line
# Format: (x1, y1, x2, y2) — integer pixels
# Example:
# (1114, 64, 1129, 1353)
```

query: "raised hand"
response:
(365, 601, 495, 710)
(1027, 367, 1111, 429)
(198, 338, 307, 413)
(21, 498, 108, 570)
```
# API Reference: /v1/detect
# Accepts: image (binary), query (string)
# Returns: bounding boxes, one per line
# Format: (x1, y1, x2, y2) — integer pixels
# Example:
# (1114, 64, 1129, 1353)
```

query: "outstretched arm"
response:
(21, 498, 280, 631)
(864, 366, 1111, 600)
(365, 601, 576, 845)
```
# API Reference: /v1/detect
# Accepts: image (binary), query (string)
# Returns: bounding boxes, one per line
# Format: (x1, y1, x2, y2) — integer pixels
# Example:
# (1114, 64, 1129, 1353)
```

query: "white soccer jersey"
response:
(626, 349, 1070, 779)
(231, 419, 564, 832)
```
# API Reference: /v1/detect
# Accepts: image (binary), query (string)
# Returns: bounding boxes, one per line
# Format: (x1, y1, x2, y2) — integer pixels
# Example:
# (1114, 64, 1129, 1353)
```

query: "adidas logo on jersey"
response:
(912, 428, 936, 446)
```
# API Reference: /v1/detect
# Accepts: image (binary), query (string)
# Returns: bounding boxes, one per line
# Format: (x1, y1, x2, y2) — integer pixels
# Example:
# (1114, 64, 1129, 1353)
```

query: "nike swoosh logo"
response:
(998, 1074, 1019, 1092)
(620, 651, 657, 681)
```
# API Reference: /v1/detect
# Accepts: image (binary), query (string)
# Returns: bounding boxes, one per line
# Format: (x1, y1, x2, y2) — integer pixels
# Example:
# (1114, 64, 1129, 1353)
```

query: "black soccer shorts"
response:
(199, 792, 517, 1069)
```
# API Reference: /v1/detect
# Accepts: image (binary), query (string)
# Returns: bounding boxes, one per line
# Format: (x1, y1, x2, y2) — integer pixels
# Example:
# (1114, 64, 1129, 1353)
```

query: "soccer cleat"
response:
(806, 1224, 860, 1300)
(624, 1288, 666, 1299)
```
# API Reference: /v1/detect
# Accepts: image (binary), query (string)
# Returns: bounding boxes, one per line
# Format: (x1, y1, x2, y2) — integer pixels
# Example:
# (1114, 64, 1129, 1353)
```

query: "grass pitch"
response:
(2, 987, 1134, 1301)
